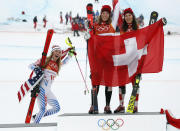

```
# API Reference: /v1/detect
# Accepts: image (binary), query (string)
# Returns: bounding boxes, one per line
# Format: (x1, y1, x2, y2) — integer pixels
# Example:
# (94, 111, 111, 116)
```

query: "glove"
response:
(84, 32, 91, 40)
(84, 20, 89, 29)
(68, 47, 77, 56)
(162, 17, 167, 26)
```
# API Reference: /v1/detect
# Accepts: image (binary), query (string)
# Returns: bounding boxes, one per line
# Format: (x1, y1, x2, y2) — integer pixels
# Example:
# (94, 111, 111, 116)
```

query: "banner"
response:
(88, 19, 164, 87)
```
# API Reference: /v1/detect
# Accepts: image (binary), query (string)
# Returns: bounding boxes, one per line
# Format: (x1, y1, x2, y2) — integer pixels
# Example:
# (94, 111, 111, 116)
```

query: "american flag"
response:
(17, 67, 44, 102)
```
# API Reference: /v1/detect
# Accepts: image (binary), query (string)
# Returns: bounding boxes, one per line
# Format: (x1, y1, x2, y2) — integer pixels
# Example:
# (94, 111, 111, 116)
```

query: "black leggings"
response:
(91, 86, 112, 106)
(119, 86, 126, 94)
(105, 86, 112, 106)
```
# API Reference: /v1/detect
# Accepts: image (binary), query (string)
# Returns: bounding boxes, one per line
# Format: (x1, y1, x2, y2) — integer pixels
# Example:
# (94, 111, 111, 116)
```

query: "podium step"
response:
(58, 112, 167, 131)
(0, 123, 57, 131)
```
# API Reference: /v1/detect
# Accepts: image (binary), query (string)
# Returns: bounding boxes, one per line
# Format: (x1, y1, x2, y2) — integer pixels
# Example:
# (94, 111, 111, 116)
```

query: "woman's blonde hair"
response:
(42, 52, 62, 75)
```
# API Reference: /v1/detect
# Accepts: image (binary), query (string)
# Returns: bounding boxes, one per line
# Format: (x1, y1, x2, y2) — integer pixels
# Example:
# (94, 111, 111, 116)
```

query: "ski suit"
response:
(29, 55, 71, 123)
(89, 2, 122, 113)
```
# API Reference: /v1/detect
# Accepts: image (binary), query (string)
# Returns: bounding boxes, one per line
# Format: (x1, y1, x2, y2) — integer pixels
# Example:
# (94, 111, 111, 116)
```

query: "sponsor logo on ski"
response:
(97, 118, 124, 130)
(127, 96, 136, 113)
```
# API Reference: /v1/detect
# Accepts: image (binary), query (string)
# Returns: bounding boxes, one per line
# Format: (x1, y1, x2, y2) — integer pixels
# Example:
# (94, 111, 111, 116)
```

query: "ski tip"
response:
(48, 29, 54, 33)
(162, 17, 167, 26)
(67, 37, 72, 44)
(126, 109, 134, 113)
(151, 11, 158, 17)
(65, 37, 73, 47)
(87, 3, 93, 7)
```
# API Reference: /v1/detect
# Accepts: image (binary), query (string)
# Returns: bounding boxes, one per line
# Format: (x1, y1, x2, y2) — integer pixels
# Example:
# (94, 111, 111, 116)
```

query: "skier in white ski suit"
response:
(29, 45, 75, 123)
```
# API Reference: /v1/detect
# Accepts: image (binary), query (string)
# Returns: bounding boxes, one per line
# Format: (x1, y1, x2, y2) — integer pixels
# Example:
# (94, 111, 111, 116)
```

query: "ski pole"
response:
(65, 37, 89, 94)
(85, 40, 88, 83)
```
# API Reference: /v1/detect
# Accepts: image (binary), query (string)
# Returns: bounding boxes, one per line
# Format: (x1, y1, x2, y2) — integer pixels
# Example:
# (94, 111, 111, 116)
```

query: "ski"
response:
(149, 11, 158, 25)
(126, 11, 158, 113)
(25, 29, 54, 123)
(86, 3, 94, 26)
(84, 3, 94, 79)
(126, 74, 141, 113)
(86, 3, 99, 113)
(91, 87, 98, 113)
(85, 3, 94, 39)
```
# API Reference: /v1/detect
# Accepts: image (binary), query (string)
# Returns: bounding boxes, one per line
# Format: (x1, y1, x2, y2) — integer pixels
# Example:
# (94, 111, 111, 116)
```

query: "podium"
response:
(0, 113, 167, 131)
(58, 112, 167, 131)
(0, 123, 57, 131)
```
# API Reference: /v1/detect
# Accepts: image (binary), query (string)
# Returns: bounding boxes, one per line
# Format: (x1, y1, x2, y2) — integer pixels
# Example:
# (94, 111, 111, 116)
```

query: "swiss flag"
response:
(88, 19, 164, 87)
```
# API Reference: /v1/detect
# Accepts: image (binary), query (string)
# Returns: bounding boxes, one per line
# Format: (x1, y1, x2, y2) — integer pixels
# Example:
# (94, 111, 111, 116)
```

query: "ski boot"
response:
(133, 106, 138, 113)
(88, 105, 99, 114)
(31, 114, 36, 122)
(114, 105, 125, 113)
(104, 106, 112, 114)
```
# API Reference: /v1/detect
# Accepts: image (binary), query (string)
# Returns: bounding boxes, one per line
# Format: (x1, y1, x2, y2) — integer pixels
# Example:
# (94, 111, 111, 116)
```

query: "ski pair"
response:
(25, 29, 54, 123)
(85, 3, 99, 114)
(126, 11, 159, 113)
(84, 3, 94, 82)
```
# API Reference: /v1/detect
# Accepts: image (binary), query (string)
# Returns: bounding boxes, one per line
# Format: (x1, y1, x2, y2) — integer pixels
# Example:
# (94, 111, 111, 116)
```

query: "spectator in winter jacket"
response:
(65, 13, 69, 25)
(76, 13, 80, 20)
(69, 11, 72, 23)
(95, 10, 100, 22)
(43, 15, 47, 28)
(60, 11, 63, 24)
(33, 16, 38, 29)
(72, 22, 80, 37)
(136, 14, 144, 28)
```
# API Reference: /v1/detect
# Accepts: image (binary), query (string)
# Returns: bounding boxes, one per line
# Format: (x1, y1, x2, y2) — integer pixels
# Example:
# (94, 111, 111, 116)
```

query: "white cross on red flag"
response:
(88, 19, 164, 87)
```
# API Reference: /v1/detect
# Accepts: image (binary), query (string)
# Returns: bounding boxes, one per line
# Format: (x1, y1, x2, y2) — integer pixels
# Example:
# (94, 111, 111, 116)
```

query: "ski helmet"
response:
(51, 45, 62, 53)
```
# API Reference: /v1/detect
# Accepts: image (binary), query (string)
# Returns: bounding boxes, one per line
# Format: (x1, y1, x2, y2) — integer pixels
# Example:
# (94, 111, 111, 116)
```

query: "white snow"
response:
(0, 0, 180, 26)
(0, 0, 180, 131)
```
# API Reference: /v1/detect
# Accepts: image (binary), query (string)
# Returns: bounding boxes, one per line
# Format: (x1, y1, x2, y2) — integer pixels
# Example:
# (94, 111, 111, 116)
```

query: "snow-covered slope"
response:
(0, 1, 180, 131)
(0, 0, 180, 26)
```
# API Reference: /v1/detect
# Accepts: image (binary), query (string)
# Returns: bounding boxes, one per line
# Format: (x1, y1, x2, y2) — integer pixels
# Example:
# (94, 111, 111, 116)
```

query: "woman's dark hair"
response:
(97, 13, 112, 25)
(121, 13, 138, 32)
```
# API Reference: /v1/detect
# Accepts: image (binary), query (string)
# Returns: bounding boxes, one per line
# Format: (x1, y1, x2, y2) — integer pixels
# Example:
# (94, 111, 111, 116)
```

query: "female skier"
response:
(114, 8, 167, 113)
(88, 4, 122, 114)
(29, 45, 76, 123)
(114, 8, 140, 113)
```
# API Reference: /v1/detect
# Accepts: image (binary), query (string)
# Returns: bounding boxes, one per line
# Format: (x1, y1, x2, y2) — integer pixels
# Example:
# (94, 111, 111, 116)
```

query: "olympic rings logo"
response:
(97, 118, 124, 130)
(96, 25, 111, 32)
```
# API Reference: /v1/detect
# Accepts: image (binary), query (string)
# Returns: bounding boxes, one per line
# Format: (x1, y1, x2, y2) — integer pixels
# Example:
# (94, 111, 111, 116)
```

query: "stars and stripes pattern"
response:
(17, 67, 44, 102)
